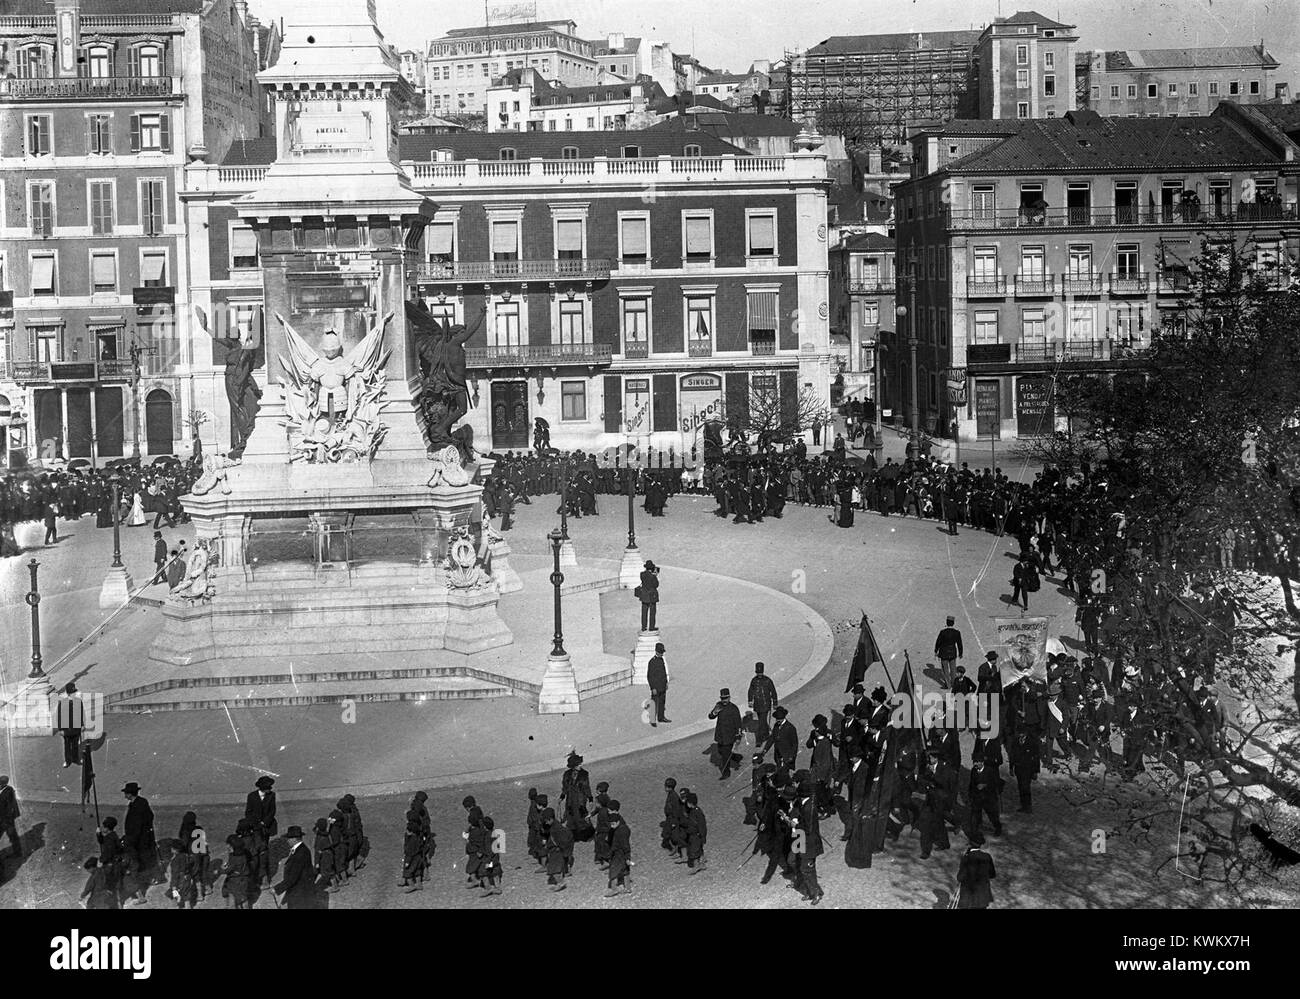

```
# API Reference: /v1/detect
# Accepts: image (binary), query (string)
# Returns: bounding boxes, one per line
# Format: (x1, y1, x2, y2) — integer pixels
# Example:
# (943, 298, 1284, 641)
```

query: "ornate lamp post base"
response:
(558, 538, 578, 568)
(618, 544, 643, 589)
(538, 651, 580, 714)
(630, 628, 661, 685)
(99, 564, 135, 609)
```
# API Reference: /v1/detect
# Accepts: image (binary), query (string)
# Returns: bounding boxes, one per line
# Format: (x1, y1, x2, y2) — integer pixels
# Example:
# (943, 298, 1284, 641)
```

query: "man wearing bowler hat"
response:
(708, 688, 743, 779)
(637, 560, 660, 631)
(647, 642, 670, 725)
(121, 782, 157, 905)
(275, 826, 316, 909)
(763, 705, 799, 774)
(245, 775, 278, 888)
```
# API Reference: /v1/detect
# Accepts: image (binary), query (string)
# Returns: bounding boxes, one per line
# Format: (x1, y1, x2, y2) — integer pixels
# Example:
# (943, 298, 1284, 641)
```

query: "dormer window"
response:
(498, 147, 517, 160)
(622, 145, 640, 158)
(561, 146, 580, 159)
(684, 143, 701, 157)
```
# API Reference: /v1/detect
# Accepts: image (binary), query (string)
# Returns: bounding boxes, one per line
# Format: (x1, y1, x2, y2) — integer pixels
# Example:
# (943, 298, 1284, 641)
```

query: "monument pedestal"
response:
(630, 629, 661, 685)
(538, 652, 580, 714)
(558, 539, 578, 568)
(619, 546, 642, 589)
(443, 586, 514, 654)
(488, 539, 523, 593)
(99, 565, 135, 609)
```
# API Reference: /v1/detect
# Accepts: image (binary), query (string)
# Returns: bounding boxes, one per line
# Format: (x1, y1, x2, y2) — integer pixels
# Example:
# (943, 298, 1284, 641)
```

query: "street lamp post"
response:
(26, 558, 46, 685)
(99, 471, 134, 608)
(110, 475, 123, 569)
(558, 456, 577, 567)
(897, 255, 921, 461)
(619, 464, 643, 588)
(537, 527, 580, 714)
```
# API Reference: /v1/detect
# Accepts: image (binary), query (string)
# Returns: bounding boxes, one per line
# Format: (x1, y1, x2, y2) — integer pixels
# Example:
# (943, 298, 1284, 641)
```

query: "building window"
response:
(684, 143, 701, 157)
(140, 179, 165, 236)
(17, 45, 52, 78)
(1044, 74, 1055, 96)
(747, 213, 776, 257)
(1146, 84, 1157, 98)
(87, 113, 112, 155)
(1016, 102, 1029, 119)
(31, 253, 57, 297)
(1116, 243, 1140, 277)
(1111, 303, 1148, 341)
(95, 327, 122, 360)
(619, 215, 649, 262)
(863, 301, 879, 325)
(89, 181, 114, 235)
(1068, 304, 1096, 340)
(938, 307, 948, 347)
(85, 46, 112, 79)
(90, 252, 117, 295)
(1021, 308, 1046, 342)
(622, 145, 640, 158)
(1068, 245, 1093, 277)
(1229, 81, 1240, 96)
(561, 145, 579, 158)
(1016, 45, 1029, 65)
(131, 112, 170, 152)
(560, 380, 587, 420)
(492, 301, 521, 348)
(34, 326, 61, 361)
(1090, 85, 1100, 101)
(1189, 82, 1199, 96)
(230, 224, 259, 269)
(972, 247, 998, 280)
(555, 218, 584, 260)
(490, 220, 519, 261)
(686, 296, 712, 353)
(683, 214, 712, 261)
(133, 45, 162, 78)
(558, 299, 587, 346)
(1044, 51, 1055, 69)
(973, 311, 998, 344)
(1016, 69, 1030, 89)
(498, 147, 517, 160)
(1127, 84, 1137, 98)
(141, 250, 168, 288)
(622, 297, 649, 355)
(29, 181, 55, 236)
(1020, 245, 1046, 279)
(1208, 81, 1219, 96)
(1110, 85, 1120, 98)
(26, 115, 52, 156)
(747, 291, 778, 354)
(1249, 80, 1260, 95)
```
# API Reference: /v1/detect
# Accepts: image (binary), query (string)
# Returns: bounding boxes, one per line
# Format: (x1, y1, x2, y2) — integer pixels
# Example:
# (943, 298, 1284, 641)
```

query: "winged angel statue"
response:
(276, 312, 393, 463)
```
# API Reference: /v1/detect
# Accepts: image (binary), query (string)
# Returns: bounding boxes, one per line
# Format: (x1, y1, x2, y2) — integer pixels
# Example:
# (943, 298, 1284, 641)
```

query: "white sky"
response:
(252, 0, 1299, 90)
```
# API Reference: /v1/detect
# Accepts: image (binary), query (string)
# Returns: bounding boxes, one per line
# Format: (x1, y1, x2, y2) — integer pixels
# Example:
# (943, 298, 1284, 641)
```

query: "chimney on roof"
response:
(234, 0, 250, 23)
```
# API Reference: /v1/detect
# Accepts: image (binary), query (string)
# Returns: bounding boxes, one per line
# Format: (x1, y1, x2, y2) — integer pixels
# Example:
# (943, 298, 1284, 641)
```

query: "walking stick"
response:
(948, 884, 962, 909)
(91, 774, 101, 830)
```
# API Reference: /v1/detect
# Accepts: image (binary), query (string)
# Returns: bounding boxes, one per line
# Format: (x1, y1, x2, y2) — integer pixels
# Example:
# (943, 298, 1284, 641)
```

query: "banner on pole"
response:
(994, 615, 1050, 686)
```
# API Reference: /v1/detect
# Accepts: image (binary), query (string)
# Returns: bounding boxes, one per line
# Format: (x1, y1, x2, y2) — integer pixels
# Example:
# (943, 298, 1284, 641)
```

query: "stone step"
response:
(106, 675, 513, 713)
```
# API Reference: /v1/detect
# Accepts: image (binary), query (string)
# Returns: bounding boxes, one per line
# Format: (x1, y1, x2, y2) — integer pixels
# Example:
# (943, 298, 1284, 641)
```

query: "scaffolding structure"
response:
(785, 31, 981, 149)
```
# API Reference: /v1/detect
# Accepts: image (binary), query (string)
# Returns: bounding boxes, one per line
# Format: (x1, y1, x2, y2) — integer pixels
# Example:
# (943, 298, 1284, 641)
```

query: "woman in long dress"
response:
(127, 491, 147, 527)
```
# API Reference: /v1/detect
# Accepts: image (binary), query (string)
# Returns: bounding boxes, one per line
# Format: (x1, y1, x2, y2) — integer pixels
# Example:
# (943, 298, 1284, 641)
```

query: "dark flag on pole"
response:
(857, 726, 902, 866)
(845, 613, 885, 692)
(80, 742, 95, 808)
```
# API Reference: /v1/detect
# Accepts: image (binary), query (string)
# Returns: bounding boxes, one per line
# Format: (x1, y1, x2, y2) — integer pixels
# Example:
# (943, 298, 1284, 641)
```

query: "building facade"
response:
(0, 0, 273, 470)
(423, 20, 599, 116)
(975, 10, 1078, 120)
(1077, 46, 1282, 118)
(829, 231, 895, 415)
(486, 69, 665, 133)
(896, 105, 1300, 443)
(182, 131, 832, 456)
(593, 33, 680, 95)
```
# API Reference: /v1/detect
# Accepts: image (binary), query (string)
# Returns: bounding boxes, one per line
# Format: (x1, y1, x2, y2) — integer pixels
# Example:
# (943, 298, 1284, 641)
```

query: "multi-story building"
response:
(593, 33, 680, 94)
(397, 48, 425, 92)
(485, 68, 666, 133)
(975, 10, 1078, 120)
(0, 0, 274, 470)
(895, 105, 1299, 443)
(1077, 46, 1282, 118)
(423, 20, 599, 116)
(829, 231, 895, 413)
(786, 29, 981, 147)
(182, 131, 832, 454)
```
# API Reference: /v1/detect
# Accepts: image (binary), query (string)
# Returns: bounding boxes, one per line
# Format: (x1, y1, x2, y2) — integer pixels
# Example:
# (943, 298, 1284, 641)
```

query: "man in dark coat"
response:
(559, 753, 594, 840)
(638, 560, 660, 631)
(763, 705, 799, 774)
(679, 792, 707, 872)
(151, 530, 168, 585)
(604, 801, 632, 896)
(274, 826, 317, 909)
(121, 782, 157, 904)
(708, 689, 743, 779)
(956, 835, 996, 908)
(933, 616, 964, 689)
(245, 775, 277, 887)
(746, 661, 778, 743)
(660, 778, 682, 854)
(43, 502, 58, 545)
(0, 775, 21, 859)
(646, 642, 669, 725)
(967, 758, 1002, 838)
(791, 781, 824, 903)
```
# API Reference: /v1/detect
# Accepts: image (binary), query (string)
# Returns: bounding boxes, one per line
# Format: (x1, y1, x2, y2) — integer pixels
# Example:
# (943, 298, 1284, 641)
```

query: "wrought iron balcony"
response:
(948, 203, 1299, 231)
(623, 341, 649, 359)
(749, 337, 777, 356)
(966, 276, 1007, 298)
(687, 339, 713, 357)
(1013, 274, 1055, 297)
(0, 76, 182, 100)
(1108, 274, 1150, 295)
(1061, 274, 1102, 295)
(465, 342, 612, 369)
(96, 359, 136, 381)
(409, 258, 611, 284)
(848, 281, 895, 296)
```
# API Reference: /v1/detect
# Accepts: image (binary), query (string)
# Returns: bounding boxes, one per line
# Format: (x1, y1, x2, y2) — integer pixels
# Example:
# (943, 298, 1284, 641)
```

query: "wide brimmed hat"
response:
(121, 782, 141, 795)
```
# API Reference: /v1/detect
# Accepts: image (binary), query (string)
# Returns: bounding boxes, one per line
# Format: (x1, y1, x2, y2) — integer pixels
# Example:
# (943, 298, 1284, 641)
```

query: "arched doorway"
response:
(145, 388, 174, 455)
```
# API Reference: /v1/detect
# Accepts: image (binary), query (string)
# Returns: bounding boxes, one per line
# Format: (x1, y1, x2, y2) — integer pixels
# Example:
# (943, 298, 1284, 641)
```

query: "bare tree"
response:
(742, 385, 828, 450)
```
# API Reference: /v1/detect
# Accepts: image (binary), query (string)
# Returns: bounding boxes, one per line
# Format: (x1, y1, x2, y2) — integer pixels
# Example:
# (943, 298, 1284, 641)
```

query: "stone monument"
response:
(151, 0, 513, 665)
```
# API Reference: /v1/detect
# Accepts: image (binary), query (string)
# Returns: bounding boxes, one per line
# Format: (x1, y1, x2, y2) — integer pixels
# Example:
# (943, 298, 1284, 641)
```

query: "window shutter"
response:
(129, 114, 141, 153)
(749, 215, 775, 252)
(685, 217, 711, 254)
(231, 225, 257, 261)
(747, 291, 778, 331)
(37, 118, 50, 154)
(603, 375, 622, 433)
(159, 113, 171, 152)
(652, 373, 676, 433)
(426, 222, 453, 255)
(86, 116, 95, 154)
(128, 47, 140, 78)
(620, 218, 647, 256)
(491, 221, 517, 254)
(555, 219, 583, 252)
(92, 253, 117, 288)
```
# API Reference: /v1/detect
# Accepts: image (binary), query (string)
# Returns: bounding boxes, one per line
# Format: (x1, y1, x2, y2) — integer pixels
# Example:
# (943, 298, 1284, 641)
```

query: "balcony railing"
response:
(0, 76, 182, 100)
(409, 258, 611, 283)
(12, 361, 51, 382)
(1156, 272, 1193, 295)
(1108, 274, 1150, 295)
(948, 203, 1299, 231)
(1013, 274, 1055, 297)
(1061, 274, 1102, 295)
(96, 359, 135, 381)
(966, 276, 1007, 298)
(6, 358, 174, 383)
(749, 337, 777, 356)
(0, 13, 181, 29)
(687, 339, 713, 358)
(848, 281, 895, 296)
(996, 339, 1151, 365)
(406, 154, 823, 187)
(465, 343, 613, 368)
(623, 341, 649, 359)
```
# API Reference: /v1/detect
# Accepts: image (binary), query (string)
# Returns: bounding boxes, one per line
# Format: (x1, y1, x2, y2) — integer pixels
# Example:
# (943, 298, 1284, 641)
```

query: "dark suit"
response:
(638, 568, 659, 630)
(275, 841, 317, 909)
(646, 654, 668, 721)
(957, 847, 996, 908)
(747, 674, 778, 741)
(764, 718, 799, 772)
(0, 784, 20, 855)
(123, 796, 157, 894)
(793, 796, 823, 899)
(245, 790, 277, 884)
(708, 699, 743, 775)
(152, 538, 168, 584)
